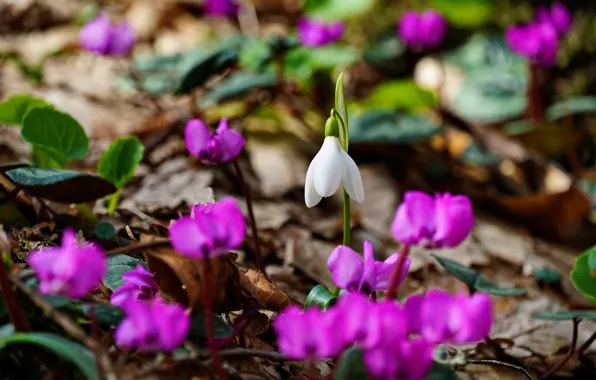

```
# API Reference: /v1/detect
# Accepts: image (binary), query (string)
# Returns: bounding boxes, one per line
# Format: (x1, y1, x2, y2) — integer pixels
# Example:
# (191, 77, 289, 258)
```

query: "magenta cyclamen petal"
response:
(398, 10, 447, 52)
(169, 217, 212, 258)
(297, 17, 344, 47)
(79, 13, 135, 57)
(204, 0, 239, 18)
(184, 118, 244, 164)
(327, 245, 364, 290)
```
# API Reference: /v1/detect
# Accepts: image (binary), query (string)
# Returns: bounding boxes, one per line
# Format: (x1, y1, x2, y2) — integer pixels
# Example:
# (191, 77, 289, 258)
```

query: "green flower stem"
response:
(332, 189, 352, 297)
(107, 190, 121, 216)
(77, 204, 97, 222)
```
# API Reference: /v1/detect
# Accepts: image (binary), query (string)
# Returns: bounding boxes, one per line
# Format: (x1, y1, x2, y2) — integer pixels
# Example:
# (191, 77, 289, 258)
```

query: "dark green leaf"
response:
(105, 254, 146, 291)
(532, 310, 596, 321)
(443, 34, 525, 72)
(547, 96, 596, 121)
(354, 80, 436, 113)
(350, 110, 442, 144)
(532, 268, 561, 283)
(189, 311, 233, 341)
(474, 276, 527, 296)
(0, 333, 98, 380)
(571, 247, 596, 304)
(589, 250, 596, 274)
(201, 71, 277, 107)
(426, 363, 460, 380)
(0, 324, 14, 338)
(460, 143, 500, 166)
(364, 28, 407, 75)
(305, 0, 375, 20)
(61, 303, 123, 328)
(451, 69, 526, 124)
(93, 222, 116, 240)
(334, 347, 368, 380)
(98, 136, 144, 189)
(0, 95, 51, 126)
(21, 108, 89, 166)
(5, 167, 116, 203)
(304, 285, 337, 310)
(0, 188, 31, 226)
(430, 0, 493, 28)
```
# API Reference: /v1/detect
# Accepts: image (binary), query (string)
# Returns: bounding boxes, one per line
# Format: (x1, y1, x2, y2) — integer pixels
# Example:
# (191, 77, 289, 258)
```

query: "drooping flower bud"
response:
(110, 265, 159, 307)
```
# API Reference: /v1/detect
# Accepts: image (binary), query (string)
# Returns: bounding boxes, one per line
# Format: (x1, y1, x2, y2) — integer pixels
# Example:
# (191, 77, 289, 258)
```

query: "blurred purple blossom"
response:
(506, 22, 559, 67)
(110, 265, 159, 307)
(203, 0, 239, 18)
(391, 191, 474, 249)
(327, 241, 410, 293)
(115, 301, 190, 352)
(185, 118, 245, 164)
(536, 2, 573, 36)
(297, 17, 344, 47)
(28, 229, 106, 299)
(404, 289, 493, 344)
(169, 197, 246, 259)
(79, 13, 135, 57)
(398, 10, 447, 52)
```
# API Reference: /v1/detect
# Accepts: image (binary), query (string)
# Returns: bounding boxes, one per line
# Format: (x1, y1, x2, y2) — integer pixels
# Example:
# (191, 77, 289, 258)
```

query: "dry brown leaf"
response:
(238, 268, 294, 311)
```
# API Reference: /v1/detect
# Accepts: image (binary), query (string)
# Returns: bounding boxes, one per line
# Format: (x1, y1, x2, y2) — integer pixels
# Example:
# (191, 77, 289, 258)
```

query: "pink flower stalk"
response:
(404, 289, 493, 344)
(506, 21, 559, 67)
(110, 265, 159, 307)
(536, 2, 573, 36)
(273, 305, 344, 359)
(327, 241, 411, 293)
(169, 197, 246, 259)
(398, 10, 447, 52)
(203, 0, 239, 18)
(115, 301, 190, 352)
(79, 13, 136, 57)
(391, 191, 473, 249)
(28, 229, 106, 299)
(185, 118, 245, 164)
(297, 17, 344, 47)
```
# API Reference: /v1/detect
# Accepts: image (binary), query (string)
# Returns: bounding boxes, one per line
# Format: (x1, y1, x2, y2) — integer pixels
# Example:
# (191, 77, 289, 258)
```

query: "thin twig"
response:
(0, 186, 21, 207)
(104, 239, 171, 256)
(10, 276, 117, 380)
(467, 359, 534, 380)
(540, 318, 580, 379)
(0, 258, 30, 332)
(232, 160, 267, 279)
(576, 330, 596, 356)
(203, 348, 289, 363)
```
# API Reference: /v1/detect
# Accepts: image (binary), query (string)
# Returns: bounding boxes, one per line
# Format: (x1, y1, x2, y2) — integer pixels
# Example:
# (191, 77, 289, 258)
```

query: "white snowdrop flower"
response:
(304, 117, 364, 208)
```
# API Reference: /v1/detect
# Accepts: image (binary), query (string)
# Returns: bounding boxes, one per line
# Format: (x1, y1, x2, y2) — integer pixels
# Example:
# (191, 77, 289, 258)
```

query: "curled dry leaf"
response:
(238, 268, 294, 311)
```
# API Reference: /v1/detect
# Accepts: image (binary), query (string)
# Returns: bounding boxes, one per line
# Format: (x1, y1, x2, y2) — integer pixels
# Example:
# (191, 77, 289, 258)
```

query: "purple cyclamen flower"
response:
(110, 265, 159, 307)
(115, 301, 190, 352)
(404, 289, 493, 344)
(79, 13, 136, 57)
(28, 229, 106, 299)
(536, 2, 573, 36)
(203, 0, 239, 18)
(169, 197, 246, 259)
(185, 118, 245, 164)
(506, 22, 559, 67)
(297, 17, 344, 47)
(391, 191, 474, 248)
(333, 292, 372, 346)
(273, 305, 343, 359)
(398, 10, 447, 52)
(327, 241, 411, 293)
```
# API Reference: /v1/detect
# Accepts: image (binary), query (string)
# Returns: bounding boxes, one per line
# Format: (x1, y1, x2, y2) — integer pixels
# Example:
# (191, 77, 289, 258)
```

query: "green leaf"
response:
(460, 143, 500, 166)
(504, 120, 576, 156)
(426, 363, 459, 380)
(60, 303, 123, 328)
(335, 73, 349, 150)
(451, 69, 526, 124)
(21, 108, 89, 166)
(0, 333, 98, 380)
(4, 167, 116, 204)
(0, 95, 51, 126)
(433, 255, 526, 296)
(304, 0, 375, 20)
(0, 324, 14, 338)
(350, 110, 442, 144)
(443, 34, 526, 72)
(334, 347, 368, 380)
(98, 137, 144, 189)
(532, 310, 596, 321)
(571, 247, 596, 304)
(304, 285, 337, 310)
(93, 222, 116, 240)
(105, 254, 146, 291)
(430, 0, 493, 28)
(200, 71, 277, 107)
(0, 188, 31, 226)
(532, 268, 561, 283)
(308, 45, 360, 70)
(547, 96, 596, 121)
(354, 80, 436, 113)
(363, 28, 407, 75)
(188, 311, 233, 341)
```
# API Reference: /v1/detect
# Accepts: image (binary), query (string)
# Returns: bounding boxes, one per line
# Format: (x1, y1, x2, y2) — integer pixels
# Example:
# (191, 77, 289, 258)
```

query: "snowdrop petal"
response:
(341, 150, 364, 203)
(312, 137, 343, 197)
(305, 160, 322, 208)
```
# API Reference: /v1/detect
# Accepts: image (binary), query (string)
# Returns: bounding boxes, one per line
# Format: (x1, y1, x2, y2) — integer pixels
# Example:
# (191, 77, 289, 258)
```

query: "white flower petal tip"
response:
(303, 136, 364, 207)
